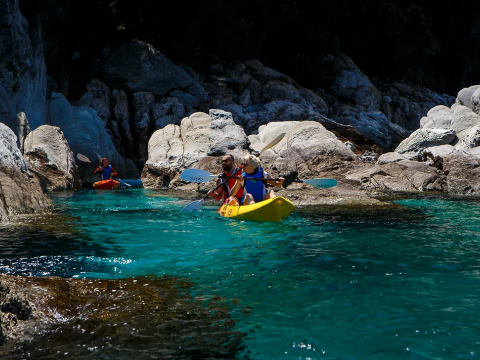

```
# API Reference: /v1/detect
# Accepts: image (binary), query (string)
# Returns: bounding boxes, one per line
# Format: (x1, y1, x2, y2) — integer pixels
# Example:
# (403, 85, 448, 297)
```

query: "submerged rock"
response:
(0, 274, 247, 359)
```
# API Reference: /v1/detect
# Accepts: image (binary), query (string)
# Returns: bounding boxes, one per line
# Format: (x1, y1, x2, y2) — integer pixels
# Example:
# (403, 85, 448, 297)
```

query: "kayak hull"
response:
(93, 179, 120, 190)
(218, 197, 295, 222)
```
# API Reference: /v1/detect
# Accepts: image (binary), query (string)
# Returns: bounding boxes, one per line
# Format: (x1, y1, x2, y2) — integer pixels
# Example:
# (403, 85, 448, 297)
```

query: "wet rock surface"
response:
(0, 274, 247, 359)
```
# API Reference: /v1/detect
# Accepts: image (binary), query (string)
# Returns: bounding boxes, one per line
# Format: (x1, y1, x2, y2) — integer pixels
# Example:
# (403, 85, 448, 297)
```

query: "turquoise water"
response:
(2, 189, 480, 359)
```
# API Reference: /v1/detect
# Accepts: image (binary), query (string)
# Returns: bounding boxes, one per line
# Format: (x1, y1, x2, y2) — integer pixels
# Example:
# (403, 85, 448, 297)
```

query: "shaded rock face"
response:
(102, 40, 195, 96)
(0, 274, 246, 359)
(380, 82, 455, 131)
(48, 93, 139, 183)
(23, 125, 81, 191)
(0, 123, 51, 223)
(318, 55, 454, 150)
(0, 0, 47, 132)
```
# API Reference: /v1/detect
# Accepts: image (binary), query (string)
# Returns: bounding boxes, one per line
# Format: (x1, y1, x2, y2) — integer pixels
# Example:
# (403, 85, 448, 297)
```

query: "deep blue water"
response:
(2, 189, 480, 359)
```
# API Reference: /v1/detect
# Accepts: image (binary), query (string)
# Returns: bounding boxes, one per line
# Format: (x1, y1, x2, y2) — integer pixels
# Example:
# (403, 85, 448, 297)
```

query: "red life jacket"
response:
(222, 168, 243, 201)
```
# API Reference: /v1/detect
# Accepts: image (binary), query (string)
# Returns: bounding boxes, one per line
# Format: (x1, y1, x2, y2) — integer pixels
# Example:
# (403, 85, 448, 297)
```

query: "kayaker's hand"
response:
(208, 189, 220, 199)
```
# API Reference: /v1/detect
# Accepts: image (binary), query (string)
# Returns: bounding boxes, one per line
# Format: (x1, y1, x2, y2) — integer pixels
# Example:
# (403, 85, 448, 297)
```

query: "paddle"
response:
(180, 169, 338, 189)
(76, 153, 132, 188)
(181, 167, 242, 212)
(259, 133, 285, 154)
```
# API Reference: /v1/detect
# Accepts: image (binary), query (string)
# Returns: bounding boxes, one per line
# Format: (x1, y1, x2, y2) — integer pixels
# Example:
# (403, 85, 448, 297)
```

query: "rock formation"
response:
(23, 125, 81, 191)
(0, 123, 51, 223)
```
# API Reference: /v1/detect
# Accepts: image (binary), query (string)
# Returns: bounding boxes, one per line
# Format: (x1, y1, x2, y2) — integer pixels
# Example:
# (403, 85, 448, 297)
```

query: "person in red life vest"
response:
(207, 154, 244, 206)
(94, 158, 118, 180)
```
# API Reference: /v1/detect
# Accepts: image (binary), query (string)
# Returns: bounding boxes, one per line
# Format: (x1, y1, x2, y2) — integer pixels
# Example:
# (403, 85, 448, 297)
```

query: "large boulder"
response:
(48, 93, 139, 183)
(143, 111, 250, 188)
(102, 40, 196, 96)
(0, 0, 47, 132)
(346, 159, 442, 192)
(395, 128, 456, 154)
(456, 85, 480, 110)
(255, 121, 356, 176)
(208, 109, 249, 156)
(0, 123, 51, 223)
(442, 148, 480, 195)
(23, 125, 81, 191)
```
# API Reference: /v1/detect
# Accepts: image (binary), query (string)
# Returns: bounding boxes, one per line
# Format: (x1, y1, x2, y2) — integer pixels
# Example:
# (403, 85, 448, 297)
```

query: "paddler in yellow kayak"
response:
(207, 154, 244, 206)
(230, 154, 284, 205)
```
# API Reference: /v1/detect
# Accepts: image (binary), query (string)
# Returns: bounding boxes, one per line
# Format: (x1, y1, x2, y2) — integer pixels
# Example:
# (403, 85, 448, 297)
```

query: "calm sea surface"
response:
(1, 189, 480, 359)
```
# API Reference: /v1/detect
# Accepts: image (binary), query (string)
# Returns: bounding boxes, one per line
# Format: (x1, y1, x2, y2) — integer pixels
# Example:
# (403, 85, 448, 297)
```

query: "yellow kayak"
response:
(218, 197, 295, 222)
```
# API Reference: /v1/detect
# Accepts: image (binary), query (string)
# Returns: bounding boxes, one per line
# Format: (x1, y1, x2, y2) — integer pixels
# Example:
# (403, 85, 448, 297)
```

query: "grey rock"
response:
(112, 89, 134, 155)
(395, 128, 456, 154)
(208, 109, 249, 156)
(262, 80, 303, 103)
(451, 104, 480, 132)
(23, 125, 81, 191)
(239, 89, 252, 108)
(455, 125, 480, 149)
(258, 121, 355, 174)
(420, 105, 453, 129)
(0, 0, 48, 132)
(380, 82, 455, 130)
(170, 90, 199, 107)
(339, 110, 408, 149)
(16, 112, 30, 153)
(76, 79, 112, 126)
(472, 88, 480, 116)
(377, 152, 408, 164)
(0, 123, 51, 222)
(48, 93, 139, 183)
(102, 40, 194, 96)
(329, 54, 382, 109)
(456, 85, 480, 110)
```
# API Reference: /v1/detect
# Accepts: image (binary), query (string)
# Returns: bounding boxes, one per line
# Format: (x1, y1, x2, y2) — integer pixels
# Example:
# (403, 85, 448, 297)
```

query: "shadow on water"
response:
(1, 275, 248, 359)
(0, 212, 118, 277)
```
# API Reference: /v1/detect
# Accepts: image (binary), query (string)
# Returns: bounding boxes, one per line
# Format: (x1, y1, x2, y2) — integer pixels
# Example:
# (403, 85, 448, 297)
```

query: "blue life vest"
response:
(101, 165, 114, 180)
(242, 167, 266, 203)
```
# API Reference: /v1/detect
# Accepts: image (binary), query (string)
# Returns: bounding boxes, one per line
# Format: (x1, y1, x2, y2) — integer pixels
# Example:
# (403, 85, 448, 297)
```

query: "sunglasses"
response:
(221, 159, 233, 163)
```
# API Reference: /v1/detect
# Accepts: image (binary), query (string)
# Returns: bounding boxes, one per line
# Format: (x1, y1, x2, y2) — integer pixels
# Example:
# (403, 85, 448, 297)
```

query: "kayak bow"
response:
(93, 179, 120, 190)
(218, 197, 295, 222)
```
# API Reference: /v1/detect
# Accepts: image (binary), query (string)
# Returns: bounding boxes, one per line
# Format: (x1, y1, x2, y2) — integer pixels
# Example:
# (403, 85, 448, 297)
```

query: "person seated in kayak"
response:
(207, 154, 244, 206)
(230, 154, 284, 205)
(94, 158, 118, 180)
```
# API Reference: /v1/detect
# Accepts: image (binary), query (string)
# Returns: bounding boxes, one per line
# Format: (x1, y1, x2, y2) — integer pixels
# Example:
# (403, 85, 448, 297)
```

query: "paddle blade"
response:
(303, 178, 338, 189)
(181, 199, 204, 212)
(260, 133, 286, 154)
(77, 153, 91, 163)
(180, 169, 218, 183)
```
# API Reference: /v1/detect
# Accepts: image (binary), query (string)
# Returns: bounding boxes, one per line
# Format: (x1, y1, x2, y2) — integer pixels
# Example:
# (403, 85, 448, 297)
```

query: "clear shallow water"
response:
(2, 190, 480, 359)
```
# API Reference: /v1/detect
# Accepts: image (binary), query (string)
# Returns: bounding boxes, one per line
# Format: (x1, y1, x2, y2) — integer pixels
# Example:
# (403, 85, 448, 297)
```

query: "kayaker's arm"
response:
(230, 176, 244, 198)
(110, 167, 118, 177)
(264, 171, 285, 187)
(207, 179, 224, 201)
(94, 167, 102, 174)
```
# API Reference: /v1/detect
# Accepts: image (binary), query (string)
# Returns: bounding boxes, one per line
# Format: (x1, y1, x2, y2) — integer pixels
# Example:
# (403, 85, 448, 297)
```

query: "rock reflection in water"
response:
(1, 275, 247, 359)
